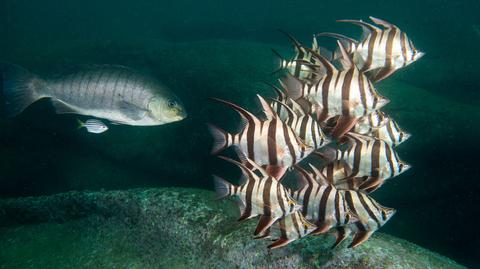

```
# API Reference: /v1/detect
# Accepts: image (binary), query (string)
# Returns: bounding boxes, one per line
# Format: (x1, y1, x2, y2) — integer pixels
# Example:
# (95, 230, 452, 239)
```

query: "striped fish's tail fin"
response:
(0, 63, 45, 117)
(207, 123, 233, 155)
(76, 118, 85, 129)
(213, 175, 234, 200)
(271, 49, 289, 74)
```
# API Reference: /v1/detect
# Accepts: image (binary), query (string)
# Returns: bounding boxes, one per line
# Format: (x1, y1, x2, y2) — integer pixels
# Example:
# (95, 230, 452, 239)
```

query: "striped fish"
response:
(318, 132, 410, 192)
(317, 16, 424, 82)
(275, 99, 330, 150)
(208, 95, 313, 179)
(272, 32, 318, 82)
(268, 85, 330, 150)
(283, 41, 389, 139)
(267, 82, 307, 121)
(77, 118, 108, 134)
(333, 190, 396, 248)
(255, 211, 317, 249)
(213, 156, 302, 235)
(291, 165, 358, 234)
(352, 110, 390, 134)
(353, 112, 411, 146)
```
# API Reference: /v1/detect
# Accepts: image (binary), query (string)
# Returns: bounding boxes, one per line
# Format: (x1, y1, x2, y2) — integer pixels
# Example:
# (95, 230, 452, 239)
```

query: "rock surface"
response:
(0, 188, 466, 269)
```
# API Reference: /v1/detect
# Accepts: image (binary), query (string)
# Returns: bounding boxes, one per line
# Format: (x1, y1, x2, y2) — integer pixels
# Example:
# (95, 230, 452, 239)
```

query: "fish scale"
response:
(1, 64, 186, 125)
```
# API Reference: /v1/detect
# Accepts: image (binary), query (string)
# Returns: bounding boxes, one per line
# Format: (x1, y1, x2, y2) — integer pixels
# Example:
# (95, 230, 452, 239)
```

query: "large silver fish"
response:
(1, 64, 187, 125)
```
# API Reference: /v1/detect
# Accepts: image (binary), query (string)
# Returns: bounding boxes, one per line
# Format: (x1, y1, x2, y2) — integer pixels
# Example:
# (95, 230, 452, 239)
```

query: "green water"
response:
(0, 0, 479, 267)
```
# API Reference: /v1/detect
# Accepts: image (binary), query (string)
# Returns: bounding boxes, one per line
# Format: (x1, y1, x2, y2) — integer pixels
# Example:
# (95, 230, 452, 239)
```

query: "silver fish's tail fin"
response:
(212, 175, 234, 200)
(207, 123, 233, 155)
(0, 63, 45, 117)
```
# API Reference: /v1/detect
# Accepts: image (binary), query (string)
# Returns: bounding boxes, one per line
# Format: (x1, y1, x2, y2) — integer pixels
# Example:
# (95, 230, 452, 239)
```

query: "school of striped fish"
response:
(210, 17, 423, 249)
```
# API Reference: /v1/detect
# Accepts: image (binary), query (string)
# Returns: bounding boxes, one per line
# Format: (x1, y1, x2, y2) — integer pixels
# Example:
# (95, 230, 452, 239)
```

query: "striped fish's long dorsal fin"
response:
(234, 148, 269, 178)
(269, 99, 298, 122)
(265, 82, 287, 100)
(304, 46, 338, 78)
(278, 29, 306, 55)
(289, 99, 306, 117)
(316, 32, 359, 57)
(307, 163, 330, 186)
(293, 165, 316, 189)
(336, 40, 356, 70)
(369, 16, 399, 30)
(210, 97, 261, 130)
(337, 19, 381, 40)
(256, 94, 277, 120)
(316, 32, 359, 46)
(217, 156, 258, 184)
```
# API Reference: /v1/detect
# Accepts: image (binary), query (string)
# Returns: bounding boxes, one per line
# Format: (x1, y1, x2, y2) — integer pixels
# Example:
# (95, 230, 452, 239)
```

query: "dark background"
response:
(0, 0, 479, 267)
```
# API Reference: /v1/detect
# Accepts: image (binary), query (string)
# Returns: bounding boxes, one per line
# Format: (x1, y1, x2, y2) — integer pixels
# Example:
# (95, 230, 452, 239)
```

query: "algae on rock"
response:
(0, 188, 466, 269)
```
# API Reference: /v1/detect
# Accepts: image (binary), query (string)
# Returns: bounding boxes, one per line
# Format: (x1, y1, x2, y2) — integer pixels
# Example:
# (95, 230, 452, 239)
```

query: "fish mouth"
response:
(401, 163, 412, 173)
(403, 133, 412, 141)
(415, 51, 425, 60)
(376, 98, 390, 109)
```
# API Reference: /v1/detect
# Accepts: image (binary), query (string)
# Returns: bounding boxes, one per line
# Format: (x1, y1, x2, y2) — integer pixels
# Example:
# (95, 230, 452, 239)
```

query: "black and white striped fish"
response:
(77, 118, 108, 134)
(255, 211, 317, 249)
(291, 164, 358, 234)
(213, 156, 302, 235)
(267, 85, 330, 150)
(283, 41, 389, 139)
(352, 110, 390, 134)
(208, 95, 313, 179)
(332, 190, 396, 248)
(318, 132, 410, 192)
(317, 17, 424, 82)
(275, 99, 330, 150)
(354, 112, 410, 147)
(0, 64, 187, 125)
(267, 82, 308, 121)
(272, 32, 319, 82)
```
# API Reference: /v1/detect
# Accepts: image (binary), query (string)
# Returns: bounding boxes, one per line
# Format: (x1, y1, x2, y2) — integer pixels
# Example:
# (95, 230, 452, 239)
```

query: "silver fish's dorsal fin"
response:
(256, 94, 277, 120)
(369, 16, 399, 30)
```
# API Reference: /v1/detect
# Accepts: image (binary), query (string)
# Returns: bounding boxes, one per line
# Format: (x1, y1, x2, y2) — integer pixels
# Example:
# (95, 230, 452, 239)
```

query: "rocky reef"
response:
(0, 188, 466, 269)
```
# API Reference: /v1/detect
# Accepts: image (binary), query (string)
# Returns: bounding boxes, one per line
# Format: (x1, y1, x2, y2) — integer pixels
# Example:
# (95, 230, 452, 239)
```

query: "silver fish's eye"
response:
(168, 100, 177, 108)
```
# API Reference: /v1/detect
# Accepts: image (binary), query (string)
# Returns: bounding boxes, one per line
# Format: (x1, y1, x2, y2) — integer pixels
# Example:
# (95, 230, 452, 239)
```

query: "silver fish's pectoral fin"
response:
(51, 99, 79, 114)
(116, 101, 148, 120)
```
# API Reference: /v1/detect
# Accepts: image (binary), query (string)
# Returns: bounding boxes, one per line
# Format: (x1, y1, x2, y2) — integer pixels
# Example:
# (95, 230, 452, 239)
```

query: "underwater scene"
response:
(0, 0, 479, 268)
